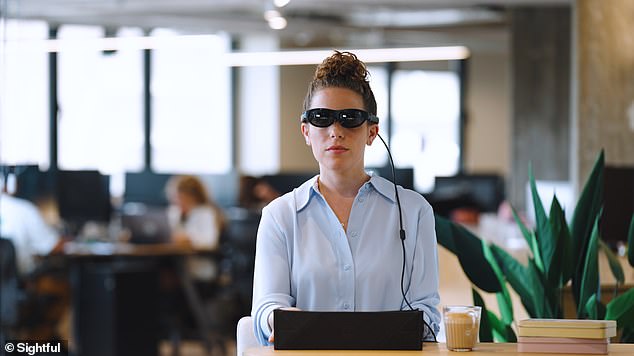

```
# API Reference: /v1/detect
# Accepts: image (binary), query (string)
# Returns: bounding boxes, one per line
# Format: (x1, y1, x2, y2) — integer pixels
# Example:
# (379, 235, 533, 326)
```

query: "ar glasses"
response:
(301, 108, 379, 128)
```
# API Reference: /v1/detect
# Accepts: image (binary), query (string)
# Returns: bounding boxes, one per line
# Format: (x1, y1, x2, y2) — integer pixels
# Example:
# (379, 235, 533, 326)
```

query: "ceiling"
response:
(5, 0, 571, 50)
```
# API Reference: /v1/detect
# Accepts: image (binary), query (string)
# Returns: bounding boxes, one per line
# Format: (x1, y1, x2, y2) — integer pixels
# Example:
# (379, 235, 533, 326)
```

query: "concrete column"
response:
(279, 65, 317, 172)
(510, 7, 571, 210)
(573, 0, 634, 187)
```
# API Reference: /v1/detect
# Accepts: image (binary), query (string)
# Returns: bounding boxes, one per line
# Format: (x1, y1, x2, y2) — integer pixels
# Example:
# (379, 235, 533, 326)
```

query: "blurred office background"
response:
(1, 0, 634, 355)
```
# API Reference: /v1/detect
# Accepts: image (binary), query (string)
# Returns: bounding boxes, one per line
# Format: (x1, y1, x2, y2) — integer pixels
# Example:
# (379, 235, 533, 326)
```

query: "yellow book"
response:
(518, 319, 617, 339)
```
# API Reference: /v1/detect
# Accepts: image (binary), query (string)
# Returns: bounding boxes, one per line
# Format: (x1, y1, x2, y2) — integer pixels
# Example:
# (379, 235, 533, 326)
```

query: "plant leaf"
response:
(598, 239, 625, 286)
(606, 288, 634, 327)
(578, 215, 601, 318)
(435, 214, 457, 254)
(472, 288, 493, 343)
(451, 223, 502, 293)
(529, 164, 556, 277)
(512, 206, 533, 250)
(547, 196, 568, 290)
(485, 310, 516, 342)
(490, 245, 537, 317)
(584, 293, 599, 320)
(571, 150, 604, 307)
(627, 214, 634, 267)
(482, 241, 514, 324)
(527, 259, 554, 318)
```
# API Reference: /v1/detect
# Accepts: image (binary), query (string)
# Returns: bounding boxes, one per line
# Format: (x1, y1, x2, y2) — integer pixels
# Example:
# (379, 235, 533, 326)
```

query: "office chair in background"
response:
(1, 237, 23, 343)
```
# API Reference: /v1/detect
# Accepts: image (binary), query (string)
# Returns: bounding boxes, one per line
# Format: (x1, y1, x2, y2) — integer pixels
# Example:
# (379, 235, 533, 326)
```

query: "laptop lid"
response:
(274, 310, 423, 350)
(121, 208, 172, 244)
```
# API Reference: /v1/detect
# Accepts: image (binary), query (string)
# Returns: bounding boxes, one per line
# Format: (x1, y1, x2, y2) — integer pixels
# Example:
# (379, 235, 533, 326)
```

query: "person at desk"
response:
(239, 175, 281, 213)
(251, 51, 441, 345)
(0, 189, 63, 277)
(1, 182, 69, 342)
(166, 175, 226, 280)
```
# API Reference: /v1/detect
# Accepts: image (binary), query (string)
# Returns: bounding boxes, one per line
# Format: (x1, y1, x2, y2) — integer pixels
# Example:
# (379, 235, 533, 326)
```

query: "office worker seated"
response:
(1, 181, 69, 342)
(0, 187, 63, 277)
(166, 175, 226, 280)
(239, 175, 281, 213)
(251, 51, 441, 345)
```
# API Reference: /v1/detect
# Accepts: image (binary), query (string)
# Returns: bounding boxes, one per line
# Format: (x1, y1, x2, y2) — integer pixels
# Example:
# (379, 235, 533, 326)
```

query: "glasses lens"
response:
(303, 108, 374, 128)
(307, 109, 336, 127)
(339, 109, 367, 128)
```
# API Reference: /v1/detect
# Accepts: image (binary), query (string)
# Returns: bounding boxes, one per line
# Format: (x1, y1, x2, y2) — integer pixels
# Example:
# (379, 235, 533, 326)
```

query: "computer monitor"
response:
(198, 171, 240, 208)
(260, 172, 318, 195)
(57, 170, 111, 227)
(367, 167, 415, 191)
(0, 165, 53, 202)
(427, 174, 505, 217)
(124, 171, 172, 206)
(601, 166, 634, 247)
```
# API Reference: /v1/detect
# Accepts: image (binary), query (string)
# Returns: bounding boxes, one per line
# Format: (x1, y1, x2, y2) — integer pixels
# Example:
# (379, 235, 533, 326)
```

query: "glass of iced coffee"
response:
(443, 305, 482, 351)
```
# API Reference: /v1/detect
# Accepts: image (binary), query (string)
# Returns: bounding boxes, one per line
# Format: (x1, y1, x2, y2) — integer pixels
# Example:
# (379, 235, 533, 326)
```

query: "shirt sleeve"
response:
(25, 202, 59, 256)
(408, 204, 441, 340)
(251, 203, 295, 345)
(184, 207, 219, 249)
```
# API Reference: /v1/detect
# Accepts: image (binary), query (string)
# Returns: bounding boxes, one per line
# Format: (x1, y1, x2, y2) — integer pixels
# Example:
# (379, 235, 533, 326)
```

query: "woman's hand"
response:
(268, 307, 302, 343)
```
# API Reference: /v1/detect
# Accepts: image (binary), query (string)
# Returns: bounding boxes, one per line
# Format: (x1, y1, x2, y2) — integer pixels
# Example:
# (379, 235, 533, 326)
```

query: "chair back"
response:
(0, 238, 20, 327)
(236, 316, 258, 356)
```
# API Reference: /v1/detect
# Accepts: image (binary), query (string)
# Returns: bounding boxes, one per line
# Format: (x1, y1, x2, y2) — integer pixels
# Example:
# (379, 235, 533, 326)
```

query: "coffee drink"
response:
(443, 306, 481, 351)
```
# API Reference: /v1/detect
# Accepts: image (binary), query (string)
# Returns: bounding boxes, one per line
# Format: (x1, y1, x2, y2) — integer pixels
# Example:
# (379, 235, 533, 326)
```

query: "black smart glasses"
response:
(301, 108, 379, 128)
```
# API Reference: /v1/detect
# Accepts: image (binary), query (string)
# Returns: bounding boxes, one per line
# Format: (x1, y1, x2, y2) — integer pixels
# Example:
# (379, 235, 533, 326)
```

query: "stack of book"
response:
(518, 319, 617, 354)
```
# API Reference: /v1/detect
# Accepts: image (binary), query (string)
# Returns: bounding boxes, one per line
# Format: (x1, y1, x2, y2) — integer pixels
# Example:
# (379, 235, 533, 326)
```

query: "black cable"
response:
(377, 133, 437, 343)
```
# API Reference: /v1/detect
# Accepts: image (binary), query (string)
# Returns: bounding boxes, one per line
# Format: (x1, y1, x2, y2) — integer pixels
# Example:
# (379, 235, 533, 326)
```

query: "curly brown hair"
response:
(302, 51, 377, 115)
(166, 175, 227, 230)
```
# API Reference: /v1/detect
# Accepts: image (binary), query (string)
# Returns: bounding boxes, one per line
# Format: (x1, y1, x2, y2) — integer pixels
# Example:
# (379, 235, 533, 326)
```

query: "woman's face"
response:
(301, 87, 378, 174)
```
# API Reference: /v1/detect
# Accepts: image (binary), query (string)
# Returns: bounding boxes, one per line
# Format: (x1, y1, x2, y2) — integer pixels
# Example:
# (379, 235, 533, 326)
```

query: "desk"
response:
(58, 242, 219, 356)
(245, 343, 634, 356)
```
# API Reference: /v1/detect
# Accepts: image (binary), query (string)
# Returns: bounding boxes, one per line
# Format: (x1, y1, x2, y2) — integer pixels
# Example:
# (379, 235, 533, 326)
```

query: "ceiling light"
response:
(267, 16, 288, 30)
(274, 0, 291, 7)
(264, 9, 282, 21)
(225, 46, 470, 66)
(6, 36, 470, 66)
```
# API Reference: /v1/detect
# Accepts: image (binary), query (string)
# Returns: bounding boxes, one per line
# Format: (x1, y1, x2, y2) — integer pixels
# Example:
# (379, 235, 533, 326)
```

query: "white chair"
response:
(236, 316, 259, 356)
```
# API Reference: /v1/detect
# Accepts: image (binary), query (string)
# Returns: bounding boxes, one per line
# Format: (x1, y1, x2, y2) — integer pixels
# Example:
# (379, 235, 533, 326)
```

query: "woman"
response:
(166, 175, 225, 279)
(251, 51, 440, 345)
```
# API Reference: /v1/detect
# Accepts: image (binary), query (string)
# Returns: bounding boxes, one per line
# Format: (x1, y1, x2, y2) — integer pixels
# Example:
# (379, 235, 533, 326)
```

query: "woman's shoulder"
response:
(190, 205, 216, 217)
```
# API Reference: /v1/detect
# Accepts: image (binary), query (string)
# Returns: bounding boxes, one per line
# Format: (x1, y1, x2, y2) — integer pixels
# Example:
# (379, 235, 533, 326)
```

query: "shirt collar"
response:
(295, 172, 397, 212)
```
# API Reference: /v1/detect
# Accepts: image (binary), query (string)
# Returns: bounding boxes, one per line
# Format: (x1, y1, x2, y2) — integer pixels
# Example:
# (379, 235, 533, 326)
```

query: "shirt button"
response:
(344, 264, 351, 271)
(343, 303, 350, 310)
(350, 231, 358, 238)
(358, 197, 365, 203)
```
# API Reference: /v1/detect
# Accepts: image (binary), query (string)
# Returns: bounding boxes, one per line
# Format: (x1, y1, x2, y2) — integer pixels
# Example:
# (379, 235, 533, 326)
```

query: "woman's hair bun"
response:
(303, 50, 377, 115)
(314, 51, 369, 84)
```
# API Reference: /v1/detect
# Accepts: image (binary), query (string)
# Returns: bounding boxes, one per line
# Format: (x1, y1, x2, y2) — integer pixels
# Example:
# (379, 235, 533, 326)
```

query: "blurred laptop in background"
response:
(121, 203, 171, 244)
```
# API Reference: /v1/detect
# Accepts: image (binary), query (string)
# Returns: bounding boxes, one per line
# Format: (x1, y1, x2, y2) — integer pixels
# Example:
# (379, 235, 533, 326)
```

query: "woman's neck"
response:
(318, 169, 369, 198)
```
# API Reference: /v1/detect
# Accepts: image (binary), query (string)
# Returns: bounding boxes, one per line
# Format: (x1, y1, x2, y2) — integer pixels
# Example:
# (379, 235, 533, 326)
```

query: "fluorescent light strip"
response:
(5, 34, 470, 65)
(225, 46, 470, 66)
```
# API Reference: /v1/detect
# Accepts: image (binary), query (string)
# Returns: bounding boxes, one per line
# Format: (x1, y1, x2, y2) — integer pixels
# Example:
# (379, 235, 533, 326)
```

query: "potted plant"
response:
(435, 151, 634, 342)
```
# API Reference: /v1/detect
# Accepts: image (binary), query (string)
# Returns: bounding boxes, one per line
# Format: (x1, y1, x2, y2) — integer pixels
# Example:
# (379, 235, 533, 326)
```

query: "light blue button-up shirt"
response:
(251, 174, 441, 345)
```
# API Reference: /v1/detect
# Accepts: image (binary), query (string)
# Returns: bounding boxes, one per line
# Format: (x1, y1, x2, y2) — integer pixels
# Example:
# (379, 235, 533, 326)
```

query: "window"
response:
(391, 69, 460, 192)
(57, 25, 144, 173)
(0, 20, 49, 167)
(365, 65, 389, 168)
(150, 29, 231, 174)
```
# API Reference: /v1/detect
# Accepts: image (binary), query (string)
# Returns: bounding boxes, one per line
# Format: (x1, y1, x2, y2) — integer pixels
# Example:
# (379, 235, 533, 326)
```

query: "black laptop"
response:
(274, 310, 423, 350)
(121, 208, 172, 244)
